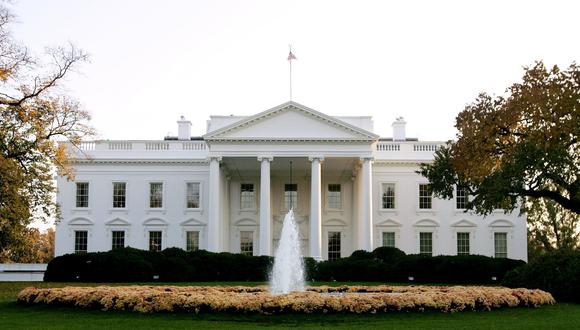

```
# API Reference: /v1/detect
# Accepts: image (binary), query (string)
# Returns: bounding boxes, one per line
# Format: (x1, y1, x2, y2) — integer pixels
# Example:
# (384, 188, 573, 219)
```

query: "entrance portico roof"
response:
(203, 101, 379, 143)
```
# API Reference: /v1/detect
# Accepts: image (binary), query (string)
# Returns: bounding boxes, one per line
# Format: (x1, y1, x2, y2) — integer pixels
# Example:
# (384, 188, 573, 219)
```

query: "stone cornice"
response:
(72, 159, 209, 165)
(373, 160, 425, 166)
(206, 137, 376, 143)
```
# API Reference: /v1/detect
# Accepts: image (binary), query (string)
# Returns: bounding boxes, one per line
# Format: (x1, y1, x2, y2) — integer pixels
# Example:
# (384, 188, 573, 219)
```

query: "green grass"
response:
(1, 282, 579, 329)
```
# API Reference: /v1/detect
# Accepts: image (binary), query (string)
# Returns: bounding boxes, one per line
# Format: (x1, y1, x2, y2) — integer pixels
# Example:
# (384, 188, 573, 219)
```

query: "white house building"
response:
(55, 101, 527, 261)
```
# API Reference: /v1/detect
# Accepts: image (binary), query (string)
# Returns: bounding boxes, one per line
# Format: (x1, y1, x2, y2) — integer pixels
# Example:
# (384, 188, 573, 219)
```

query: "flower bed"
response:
(17, 285, 555, 314)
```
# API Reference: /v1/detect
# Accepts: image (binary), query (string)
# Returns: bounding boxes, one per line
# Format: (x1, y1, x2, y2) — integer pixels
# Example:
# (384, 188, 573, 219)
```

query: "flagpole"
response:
(289, 45, 293, 101)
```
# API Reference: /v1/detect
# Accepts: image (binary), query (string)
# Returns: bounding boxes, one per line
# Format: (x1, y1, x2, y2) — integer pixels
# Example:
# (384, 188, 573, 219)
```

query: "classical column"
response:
(360, 157, 374, 251)
(258, 156, 273, 256)
(207, 156, 222, 252)
(309, 156, 324, 260)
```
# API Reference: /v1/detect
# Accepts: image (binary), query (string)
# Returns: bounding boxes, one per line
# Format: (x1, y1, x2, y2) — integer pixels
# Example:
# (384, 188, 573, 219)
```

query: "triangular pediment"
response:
(204, 101, 379, 142)
(180, 218, 206, 226)
(105, 218, 131, 226)
(450, 219, 477, 228)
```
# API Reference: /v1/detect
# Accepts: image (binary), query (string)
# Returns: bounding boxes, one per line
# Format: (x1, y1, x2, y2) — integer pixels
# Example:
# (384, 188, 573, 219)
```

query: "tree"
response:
(0, 5, 94, 262)
(0, 227, 55, 263)
(527, 198, 579, 252)
(419, 61, 579, 215)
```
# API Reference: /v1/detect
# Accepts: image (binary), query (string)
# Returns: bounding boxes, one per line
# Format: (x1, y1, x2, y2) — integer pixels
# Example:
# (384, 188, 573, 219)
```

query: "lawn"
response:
(1, 282, 579, 329)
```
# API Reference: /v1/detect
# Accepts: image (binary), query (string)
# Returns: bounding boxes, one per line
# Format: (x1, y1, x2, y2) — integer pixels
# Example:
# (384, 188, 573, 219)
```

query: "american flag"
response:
(287, 50, 297, 61)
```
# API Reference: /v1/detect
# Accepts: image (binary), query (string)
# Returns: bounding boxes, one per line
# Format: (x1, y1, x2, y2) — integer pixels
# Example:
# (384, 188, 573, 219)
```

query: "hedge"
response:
(314, 247, 524, 284)
(45, 246, 523, 284)
(502, 250, 580, 302)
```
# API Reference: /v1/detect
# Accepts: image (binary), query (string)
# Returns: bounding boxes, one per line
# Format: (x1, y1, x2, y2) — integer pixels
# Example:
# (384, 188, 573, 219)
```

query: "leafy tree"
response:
(0, 5, 93, 261)
(1, 228, 55, 263)
(419, 61, 579, 215)
(527, 198, 579, 252)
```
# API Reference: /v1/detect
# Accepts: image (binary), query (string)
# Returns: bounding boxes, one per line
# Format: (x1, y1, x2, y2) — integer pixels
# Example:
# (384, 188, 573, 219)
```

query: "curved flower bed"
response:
(18, 285, 555, 314)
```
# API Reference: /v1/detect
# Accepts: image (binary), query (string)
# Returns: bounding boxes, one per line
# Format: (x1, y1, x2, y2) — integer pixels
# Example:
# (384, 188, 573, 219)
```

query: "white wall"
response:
(56, 163, 210, 256)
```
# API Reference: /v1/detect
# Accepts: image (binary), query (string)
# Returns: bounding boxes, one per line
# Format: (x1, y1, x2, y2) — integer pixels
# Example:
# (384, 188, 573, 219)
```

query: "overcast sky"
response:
(11, 0, 580, 141)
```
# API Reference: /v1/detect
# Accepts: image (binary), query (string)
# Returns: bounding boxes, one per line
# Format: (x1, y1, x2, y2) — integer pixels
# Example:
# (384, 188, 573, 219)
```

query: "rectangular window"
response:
(382, 232, 396, 248)
(75, 182, 89, 208)
(456, 186, 467, 209)
(419, 232, 433, 256)
(240, 183, 255, 209)
(186, 231, 199, 252)
(240, 231, 253, 256)
(419, 184, 432, 209)
(149, 231, 162, 252)
(111, 231, 125, 250)
(112, 182, 126, 208)
(149, 182, 163, 208)
(186, 182, 200, 208)
(382, 183, 396, 209)
(494, 232, 508, 258)
(328, 231, 341, 260)
(284, 184, 298, 210)
(327, 184, 342, 209)
(74, 230, 88, 253)
(457, 232, 470, 255)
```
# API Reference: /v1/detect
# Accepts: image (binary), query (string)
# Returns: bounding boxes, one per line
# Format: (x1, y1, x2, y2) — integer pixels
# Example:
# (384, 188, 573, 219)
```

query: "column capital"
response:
(359, 156, 374, 163)
(208, 156, 223, 162)
(308, 156, 325, 162)
(257, 155, 274, 162)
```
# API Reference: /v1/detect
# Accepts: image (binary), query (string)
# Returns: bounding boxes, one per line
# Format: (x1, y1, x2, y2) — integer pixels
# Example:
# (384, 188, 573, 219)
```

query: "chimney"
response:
(177, 116, 191, 140)
(392, 117, 406, 141)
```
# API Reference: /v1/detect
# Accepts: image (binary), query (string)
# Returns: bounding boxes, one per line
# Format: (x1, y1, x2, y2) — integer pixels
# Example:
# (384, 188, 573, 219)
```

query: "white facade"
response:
(55, 102, 527, 261)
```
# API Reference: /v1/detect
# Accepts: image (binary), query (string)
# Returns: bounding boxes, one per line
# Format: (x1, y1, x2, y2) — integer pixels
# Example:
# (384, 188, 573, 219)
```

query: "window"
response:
(456, 186, 467, 209)
(111, 231, 125, 250)
(149, 182, 163, 208)
(419, 232, 432, 256)
(457, 232, 470, 255)
(240, 231, 253, 256)
(240, 183, 255, 209)
(75, 182, 89, 208)
(186, 182, 200, 208)
(113, 182, 126, 208)
(382, 232, 396, 248)
(494, 232, 508, 258)
(74, 230, 88, 253)
(328, 231, 341, 260)
(149, 231, 162, 252)
(419, 184, 432, 209)
(284, 184, 297, 210)
(327, 184, 342, 209)
(382, 183, 395, 209)
(186, 231, 199, 251)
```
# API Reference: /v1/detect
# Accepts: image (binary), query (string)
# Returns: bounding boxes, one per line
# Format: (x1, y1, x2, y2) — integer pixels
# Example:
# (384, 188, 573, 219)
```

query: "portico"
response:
(203, 102, 379, 258)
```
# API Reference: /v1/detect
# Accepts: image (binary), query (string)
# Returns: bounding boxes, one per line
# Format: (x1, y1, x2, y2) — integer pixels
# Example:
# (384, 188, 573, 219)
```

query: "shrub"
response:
(372, 246, 406, 263)
(349, 250, 374, 260)
(502, 250, 580, 303)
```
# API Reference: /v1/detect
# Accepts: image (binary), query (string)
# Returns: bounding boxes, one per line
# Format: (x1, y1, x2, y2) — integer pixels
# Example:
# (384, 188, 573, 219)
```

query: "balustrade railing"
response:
(376, 142, 441, 152)
(413, 144, 439, 152)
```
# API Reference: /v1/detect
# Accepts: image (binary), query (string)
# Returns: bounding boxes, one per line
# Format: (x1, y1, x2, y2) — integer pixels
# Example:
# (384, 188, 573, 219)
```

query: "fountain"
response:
(269, 209, 305, 294)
